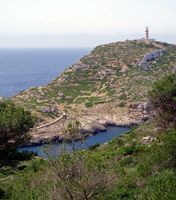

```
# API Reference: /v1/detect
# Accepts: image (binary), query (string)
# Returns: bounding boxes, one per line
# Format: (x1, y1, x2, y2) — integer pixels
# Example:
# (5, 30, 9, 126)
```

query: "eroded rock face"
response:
(82, 121, 106, 133)
(129, 102, 151, 112)
(139, 49, 164, 70)
(128, 102, 152, 122)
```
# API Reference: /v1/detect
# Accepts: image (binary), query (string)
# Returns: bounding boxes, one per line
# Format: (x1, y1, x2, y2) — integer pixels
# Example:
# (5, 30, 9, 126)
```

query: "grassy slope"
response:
(1, 120, 176, 200)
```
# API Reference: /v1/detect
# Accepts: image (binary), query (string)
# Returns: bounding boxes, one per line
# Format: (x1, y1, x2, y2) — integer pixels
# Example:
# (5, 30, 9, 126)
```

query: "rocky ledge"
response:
(25, 101, 152, 146)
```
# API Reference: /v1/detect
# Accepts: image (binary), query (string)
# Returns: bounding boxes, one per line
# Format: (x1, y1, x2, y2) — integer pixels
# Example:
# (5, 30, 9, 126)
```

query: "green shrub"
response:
(137, 128, 176, 177)
(0, 188, 5, 199)
(118, 102, 125, 107)
(0, 101, 35, 152)
(141, 170, 176, 200)
(149, 74, 176, 127)
(102, 186, 135, 200)
(85, 101, 93, 108)
(89, 143, 100, 150)
(161, 129, 176, 170)
(118, 94, 127, 101)
(119, 145, 140, 156)
(119, 156, 134, 167)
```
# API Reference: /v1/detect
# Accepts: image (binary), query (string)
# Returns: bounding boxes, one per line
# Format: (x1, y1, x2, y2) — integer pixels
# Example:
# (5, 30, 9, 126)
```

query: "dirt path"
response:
(35, 114, 67, 129)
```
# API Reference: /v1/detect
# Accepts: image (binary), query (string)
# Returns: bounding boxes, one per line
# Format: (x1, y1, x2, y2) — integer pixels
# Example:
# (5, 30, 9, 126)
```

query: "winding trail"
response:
(35, 114, 67, 129)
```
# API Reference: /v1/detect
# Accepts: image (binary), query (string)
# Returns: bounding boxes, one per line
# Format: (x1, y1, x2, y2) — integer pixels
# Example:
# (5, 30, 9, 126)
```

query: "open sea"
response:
(0, 48, 91, 97)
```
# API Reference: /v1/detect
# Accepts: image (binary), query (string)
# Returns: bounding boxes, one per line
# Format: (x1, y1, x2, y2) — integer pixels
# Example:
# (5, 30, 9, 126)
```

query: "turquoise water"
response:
(19, 126, 130, 158)
(0, 48, 90, 97)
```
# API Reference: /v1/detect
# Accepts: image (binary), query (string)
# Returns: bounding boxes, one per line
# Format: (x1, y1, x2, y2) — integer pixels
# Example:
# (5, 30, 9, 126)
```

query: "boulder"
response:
(58, 92, 64, 98)
(41, 107, 59, 114)
(142, 136, 156, 144)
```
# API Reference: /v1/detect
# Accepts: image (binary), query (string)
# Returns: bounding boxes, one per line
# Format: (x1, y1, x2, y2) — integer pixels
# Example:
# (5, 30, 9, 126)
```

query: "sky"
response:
(0, 0, 176, 48)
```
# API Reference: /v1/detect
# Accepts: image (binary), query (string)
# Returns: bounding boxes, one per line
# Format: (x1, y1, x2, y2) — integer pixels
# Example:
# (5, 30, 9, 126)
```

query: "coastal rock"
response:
(83, 121, 106, 133)
(98, 119, 116, 126)
(27, 135, 64, 146)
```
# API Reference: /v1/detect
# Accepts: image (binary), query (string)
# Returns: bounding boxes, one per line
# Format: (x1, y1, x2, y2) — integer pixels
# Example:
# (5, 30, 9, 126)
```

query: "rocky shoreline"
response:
(21, 100, 153, 147)
(22, 124, 129, 147)
(23, 114, 148, 147)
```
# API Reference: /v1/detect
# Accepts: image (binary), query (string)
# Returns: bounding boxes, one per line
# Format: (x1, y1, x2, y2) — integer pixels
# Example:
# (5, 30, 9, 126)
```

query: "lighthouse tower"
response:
(142, 26, 155, 43)
(145, 26, 149, 40)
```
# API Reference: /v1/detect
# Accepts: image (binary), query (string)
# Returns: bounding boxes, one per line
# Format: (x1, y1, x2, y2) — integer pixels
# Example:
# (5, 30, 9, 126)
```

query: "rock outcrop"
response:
(139, 49, 164, 70)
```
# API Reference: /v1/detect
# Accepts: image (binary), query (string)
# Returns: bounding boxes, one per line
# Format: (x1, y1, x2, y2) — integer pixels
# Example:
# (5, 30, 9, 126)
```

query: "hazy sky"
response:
(0, 0, 176, 47)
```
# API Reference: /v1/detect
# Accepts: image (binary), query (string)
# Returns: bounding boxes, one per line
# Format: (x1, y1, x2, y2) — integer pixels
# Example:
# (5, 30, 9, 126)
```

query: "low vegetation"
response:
(0, 74, 176, 199)
(149, 73, 176, 128)
(13, 40, 176, 121)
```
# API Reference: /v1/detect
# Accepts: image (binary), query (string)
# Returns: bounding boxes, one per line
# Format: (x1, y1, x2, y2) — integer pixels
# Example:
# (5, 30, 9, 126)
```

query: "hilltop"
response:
(13, 39, 176, 143)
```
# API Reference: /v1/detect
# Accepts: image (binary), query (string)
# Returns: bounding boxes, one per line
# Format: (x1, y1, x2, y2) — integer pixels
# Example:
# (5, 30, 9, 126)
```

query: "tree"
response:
(62, 120, 83, 149)
(39, 119, 116, 200)
(0, 101, 35, 151)
(149, 74, 176, 127)
(32, 151, 116, 200)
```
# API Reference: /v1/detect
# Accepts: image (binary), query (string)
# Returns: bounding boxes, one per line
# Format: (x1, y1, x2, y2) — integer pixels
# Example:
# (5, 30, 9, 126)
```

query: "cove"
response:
(19, 126, 130, 158)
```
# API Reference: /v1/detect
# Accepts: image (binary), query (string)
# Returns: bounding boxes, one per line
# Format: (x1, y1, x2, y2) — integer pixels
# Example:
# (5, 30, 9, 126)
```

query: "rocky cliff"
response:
(13, 39, 176, 143)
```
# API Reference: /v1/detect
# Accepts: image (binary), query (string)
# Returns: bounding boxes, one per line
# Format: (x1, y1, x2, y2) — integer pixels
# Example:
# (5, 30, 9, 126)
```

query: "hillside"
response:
(1, 42, 176, 200)
(1, 121, 176, 200)
(13, 39, 176, 142)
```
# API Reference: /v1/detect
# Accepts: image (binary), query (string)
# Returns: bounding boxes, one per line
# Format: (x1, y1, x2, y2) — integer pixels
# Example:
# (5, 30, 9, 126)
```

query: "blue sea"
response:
(0, 48, 91, 97)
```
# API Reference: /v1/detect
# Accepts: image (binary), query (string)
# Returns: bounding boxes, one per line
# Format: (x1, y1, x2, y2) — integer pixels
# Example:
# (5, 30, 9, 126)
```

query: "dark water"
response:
(19, 126, 130, 158)
(0, 48, 90, 97)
